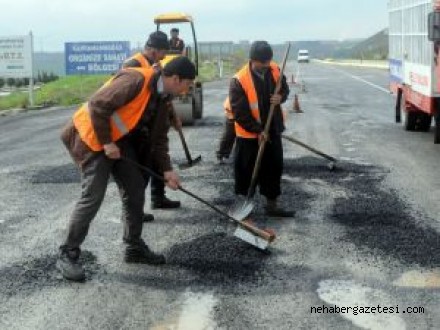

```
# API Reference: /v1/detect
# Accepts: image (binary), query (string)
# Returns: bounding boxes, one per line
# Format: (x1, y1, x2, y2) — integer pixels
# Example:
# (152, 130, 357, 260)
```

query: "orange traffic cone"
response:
(293, 94, 303, 113)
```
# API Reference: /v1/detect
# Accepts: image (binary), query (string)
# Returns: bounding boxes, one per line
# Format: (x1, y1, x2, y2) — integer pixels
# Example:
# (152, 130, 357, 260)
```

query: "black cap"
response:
(170, 28, 179, 33)
(163, 56, 196, 80)
(249, 41, 273, 62)
(145, 31, 169, 50)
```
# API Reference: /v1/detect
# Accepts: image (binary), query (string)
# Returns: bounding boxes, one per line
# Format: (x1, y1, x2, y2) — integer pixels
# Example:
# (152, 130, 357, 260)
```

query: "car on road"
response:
(297, 49, 310, 63)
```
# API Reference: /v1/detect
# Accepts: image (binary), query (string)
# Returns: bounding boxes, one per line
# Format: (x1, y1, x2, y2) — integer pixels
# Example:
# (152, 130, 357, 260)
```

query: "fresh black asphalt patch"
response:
(284, 157, 440, 267)
(0, 251, 99, 297)
(2, 156, 438, 298)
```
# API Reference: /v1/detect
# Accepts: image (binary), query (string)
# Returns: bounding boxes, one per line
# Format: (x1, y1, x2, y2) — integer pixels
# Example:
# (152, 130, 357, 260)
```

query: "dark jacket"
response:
(229, 63, 289, 137)
(61, 69, 172, 173)
(170, 38, 185, 52)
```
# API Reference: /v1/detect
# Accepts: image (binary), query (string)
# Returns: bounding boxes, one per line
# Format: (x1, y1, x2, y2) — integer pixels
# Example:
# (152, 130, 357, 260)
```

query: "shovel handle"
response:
(282, 135, 337, 162)
(239, 220, 275, 242)
(121, 157, 273, 241)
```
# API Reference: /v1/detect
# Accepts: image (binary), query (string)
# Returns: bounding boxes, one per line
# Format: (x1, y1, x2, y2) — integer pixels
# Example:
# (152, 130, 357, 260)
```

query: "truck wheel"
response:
(416, 113, 432, 132)
(174, 100, 194, 126)
(194, 86, 203, 119)
(404, 110, 417, 131)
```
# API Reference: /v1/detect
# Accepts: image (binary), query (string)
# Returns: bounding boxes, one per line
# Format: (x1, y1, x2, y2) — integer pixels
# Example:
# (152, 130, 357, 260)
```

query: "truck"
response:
(388, 0, 440, 143)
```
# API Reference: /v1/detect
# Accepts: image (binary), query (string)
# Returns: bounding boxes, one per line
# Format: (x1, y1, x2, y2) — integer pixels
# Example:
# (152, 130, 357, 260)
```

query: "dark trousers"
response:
(62, 145, 145, 250)
(234, 135, 283, 200)
(144, 170, 165, 201)
(216, 118, 236, 158)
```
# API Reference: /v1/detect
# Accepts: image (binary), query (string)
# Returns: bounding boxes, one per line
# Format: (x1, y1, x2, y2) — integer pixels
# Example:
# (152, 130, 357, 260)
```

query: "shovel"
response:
(229, 43, 291, 221)
(282, 134, 337, 170)
(121, 157, 275, 250)
(176, 126, 202, 169)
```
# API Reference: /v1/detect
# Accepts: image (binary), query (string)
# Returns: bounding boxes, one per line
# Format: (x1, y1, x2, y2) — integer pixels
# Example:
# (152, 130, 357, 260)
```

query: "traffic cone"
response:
(293, 94, 303, 113)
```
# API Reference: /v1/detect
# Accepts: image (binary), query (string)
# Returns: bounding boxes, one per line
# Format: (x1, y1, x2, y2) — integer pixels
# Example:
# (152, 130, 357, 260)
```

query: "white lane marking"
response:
(0, 219, 5, 224)
(330, 67, 392, 95)
(393, 269, 440, 288)
(177, 291, 218, 330)
(317, 280, 406, 330)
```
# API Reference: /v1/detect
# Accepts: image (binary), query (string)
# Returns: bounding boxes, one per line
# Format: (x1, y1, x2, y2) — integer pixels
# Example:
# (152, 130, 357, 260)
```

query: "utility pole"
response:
(29, 31, 35, 107)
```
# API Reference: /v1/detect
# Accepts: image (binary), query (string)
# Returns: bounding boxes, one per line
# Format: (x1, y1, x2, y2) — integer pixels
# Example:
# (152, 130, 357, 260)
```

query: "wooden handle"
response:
(239, 220, 275, 242)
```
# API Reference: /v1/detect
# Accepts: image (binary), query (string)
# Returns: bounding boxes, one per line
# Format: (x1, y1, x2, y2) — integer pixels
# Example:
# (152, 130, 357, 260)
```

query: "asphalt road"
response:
(0, 62, 439, 330)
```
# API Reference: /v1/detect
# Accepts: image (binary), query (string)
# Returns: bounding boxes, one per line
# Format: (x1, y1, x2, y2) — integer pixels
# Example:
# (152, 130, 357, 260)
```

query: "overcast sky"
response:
(1, 0, 388, 51)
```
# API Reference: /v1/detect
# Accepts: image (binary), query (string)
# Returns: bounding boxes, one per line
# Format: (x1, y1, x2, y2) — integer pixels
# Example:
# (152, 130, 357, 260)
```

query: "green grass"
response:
(0, 91, 29, 110)
(0, 75, 109, 111)
(198, 60, 241, 83)
(36, 75, 109, 107)
(0, 60, 244, 111)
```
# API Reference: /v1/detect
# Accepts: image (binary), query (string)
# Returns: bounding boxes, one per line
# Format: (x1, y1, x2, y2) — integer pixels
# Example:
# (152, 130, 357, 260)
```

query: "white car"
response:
(297, 50, 310, 63)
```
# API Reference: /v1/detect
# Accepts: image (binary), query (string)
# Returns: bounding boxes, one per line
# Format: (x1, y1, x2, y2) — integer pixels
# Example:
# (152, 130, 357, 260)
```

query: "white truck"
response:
(388, 0, 440, 143)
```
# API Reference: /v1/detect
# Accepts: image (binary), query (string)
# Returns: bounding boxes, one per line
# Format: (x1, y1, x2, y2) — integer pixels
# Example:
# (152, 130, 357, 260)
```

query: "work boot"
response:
(265, 199, 295, 218)
(56, 247, 86, 282)
(124, 239, 166, 265)
(142, 213, 155, 223)
(217, 155, 233, 165)
(217, 156, 226, 165)
(151, 196, 181, 209)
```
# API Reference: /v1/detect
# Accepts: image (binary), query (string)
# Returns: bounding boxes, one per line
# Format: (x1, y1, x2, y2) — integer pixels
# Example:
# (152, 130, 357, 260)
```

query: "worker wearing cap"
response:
(169, 28, 185, 54)
(57, 56, 196, 281)
(216, 97, 236, 164)
(124, 31, 182, 214)
(229, 41, 294, 217)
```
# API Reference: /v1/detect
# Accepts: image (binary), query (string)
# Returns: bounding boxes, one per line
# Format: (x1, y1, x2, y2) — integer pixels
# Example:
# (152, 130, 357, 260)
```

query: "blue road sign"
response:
(65, 41, 130, 75)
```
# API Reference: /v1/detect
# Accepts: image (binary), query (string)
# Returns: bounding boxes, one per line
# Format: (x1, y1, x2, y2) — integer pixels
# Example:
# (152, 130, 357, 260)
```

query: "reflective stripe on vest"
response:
(234, 62, 281, 138)
(83, 103, 130, 135)
(72, 67, 154, 151)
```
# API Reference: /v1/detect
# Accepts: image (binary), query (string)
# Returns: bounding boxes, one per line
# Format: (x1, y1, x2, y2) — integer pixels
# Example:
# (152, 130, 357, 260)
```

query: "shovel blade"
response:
(228, 198, 254, 221)
(233, 226, 270, 250)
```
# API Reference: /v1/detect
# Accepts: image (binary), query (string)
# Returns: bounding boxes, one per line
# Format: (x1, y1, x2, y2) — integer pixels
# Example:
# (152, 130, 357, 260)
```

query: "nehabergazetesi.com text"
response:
(311, 305, 424, 315)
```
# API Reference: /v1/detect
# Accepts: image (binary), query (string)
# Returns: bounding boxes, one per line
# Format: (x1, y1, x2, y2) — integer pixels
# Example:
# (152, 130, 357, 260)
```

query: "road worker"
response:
(123, 31, 182, 215)
(57, 56, 196, 281)
(229, 41, 294, 217)
(216, 97, 236, 164)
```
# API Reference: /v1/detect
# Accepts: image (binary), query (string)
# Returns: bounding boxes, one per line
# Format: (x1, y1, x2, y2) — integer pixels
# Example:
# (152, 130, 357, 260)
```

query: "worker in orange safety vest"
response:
(57, 56, 196, 282)
(229, 41, 294, 217)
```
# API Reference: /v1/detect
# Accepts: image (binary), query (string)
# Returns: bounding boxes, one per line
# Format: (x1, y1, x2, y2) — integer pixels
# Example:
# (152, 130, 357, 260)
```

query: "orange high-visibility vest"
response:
(233, 62, 281, 138)
(127, 52, 151, 69)
(223, 97, 234, 120)
(72, 67, 154, 152)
